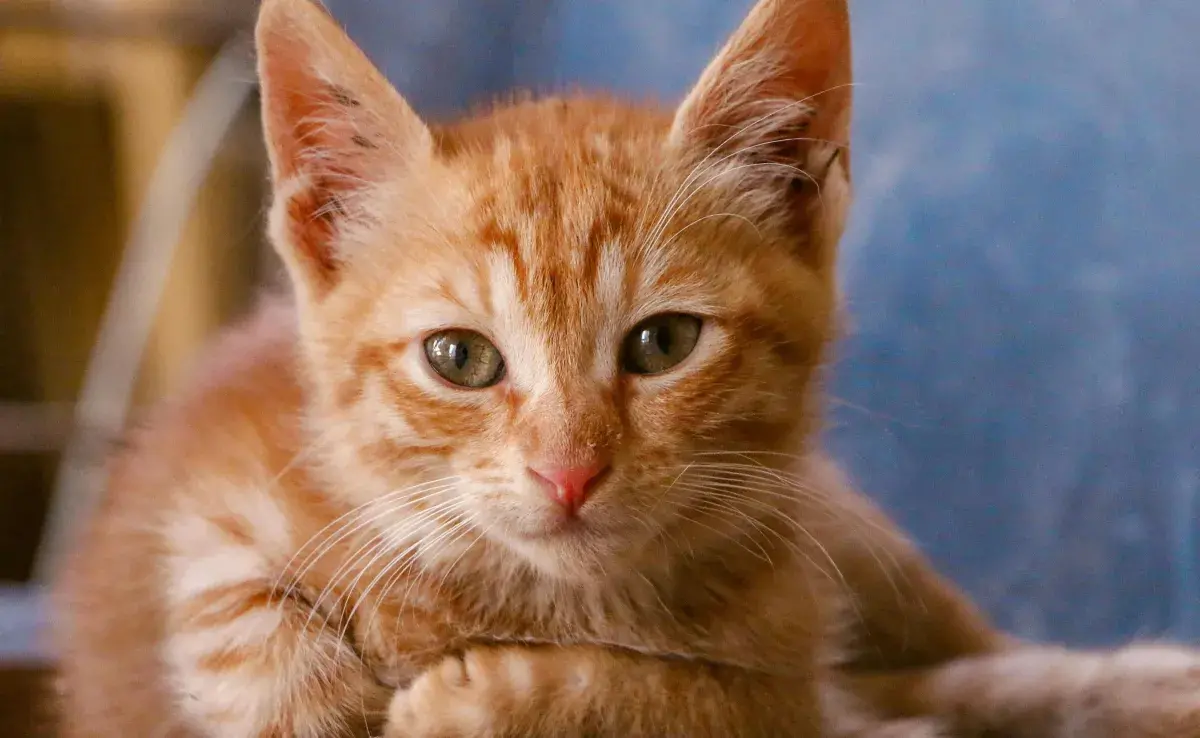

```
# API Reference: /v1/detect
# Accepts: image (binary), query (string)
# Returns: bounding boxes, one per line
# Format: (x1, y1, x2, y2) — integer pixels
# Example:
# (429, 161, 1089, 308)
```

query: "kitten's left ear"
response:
(257, 0, 432, 299)
(669, 0, 852, 268)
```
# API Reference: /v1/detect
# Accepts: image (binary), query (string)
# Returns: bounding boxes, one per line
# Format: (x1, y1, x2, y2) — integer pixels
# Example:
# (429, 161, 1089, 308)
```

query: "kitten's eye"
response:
(423, 330, 506, 388)
(622, 314, 702, 375)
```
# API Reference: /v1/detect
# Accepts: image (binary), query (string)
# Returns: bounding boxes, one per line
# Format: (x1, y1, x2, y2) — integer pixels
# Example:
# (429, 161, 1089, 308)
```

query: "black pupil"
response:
(449, 340, 469, 369)
(645, 324, 672, 355)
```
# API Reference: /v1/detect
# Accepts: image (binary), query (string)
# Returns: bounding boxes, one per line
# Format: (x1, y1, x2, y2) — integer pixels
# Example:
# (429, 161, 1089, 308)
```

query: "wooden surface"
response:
(0, 665, 55, 737)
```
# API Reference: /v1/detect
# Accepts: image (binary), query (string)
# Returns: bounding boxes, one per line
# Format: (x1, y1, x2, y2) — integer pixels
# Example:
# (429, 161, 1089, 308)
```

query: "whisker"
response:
(683, 484, 843, 585)
(340, 500, 473, 641)
(670, 505, 772, 565)
(275, 480, 459, 608)
(676, 466, 828, 505)
(433, 519, 485, 591)
(305, 533, 389, 634)
(687, 497, 775, 564)
(655, 211, 764, 253)
(305, 496, 462, 633)
(670, 463, 853, 584)
(692, 449, 808, 462)
(361, 514, 484, 644)
(274, 475, 461, 597)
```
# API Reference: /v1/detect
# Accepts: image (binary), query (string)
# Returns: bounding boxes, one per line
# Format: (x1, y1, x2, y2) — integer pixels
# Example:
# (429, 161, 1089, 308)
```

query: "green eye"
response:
(622, 314, 702, 375)
(423, 329, 506, 388)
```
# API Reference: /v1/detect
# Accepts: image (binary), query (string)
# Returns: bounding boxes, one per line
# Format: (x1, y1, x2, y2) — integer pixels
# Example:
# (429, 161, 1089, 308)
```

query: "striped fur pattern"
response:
(52, 0, 1200, 736)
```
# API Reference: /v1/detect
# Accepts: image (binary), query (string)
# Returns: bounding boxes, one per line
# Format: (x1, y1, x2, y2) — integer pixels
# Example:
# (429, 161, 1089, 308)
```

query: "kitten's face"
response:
(307, 111, 834, 578)
(257, 0, 852, 580)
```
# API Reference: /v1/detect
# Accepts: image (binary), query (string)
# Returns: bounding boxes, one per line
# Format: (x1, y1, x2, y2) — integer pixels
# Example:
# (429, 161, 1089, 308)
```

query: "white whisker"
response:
(273, 475, 461, 601)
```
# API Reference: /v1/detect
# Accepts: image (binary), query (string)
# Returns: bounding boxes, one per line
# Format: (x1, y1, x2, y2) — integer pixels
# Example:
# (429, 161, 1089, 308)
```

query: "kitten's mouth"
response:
(518, 515, 590, 541)
(500, 510, 650, 579)
(513, 508, 637, 546)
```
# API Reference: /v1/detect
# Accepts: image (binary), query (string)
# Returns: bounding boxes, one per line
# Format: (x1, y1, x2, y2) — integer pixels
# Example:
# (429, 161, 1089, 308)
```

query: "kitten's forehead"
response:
(464, 140, 651, 387)
(478, 149, 638, 290)
(429, 98, 720, 313)
(370, 100, 760, 389)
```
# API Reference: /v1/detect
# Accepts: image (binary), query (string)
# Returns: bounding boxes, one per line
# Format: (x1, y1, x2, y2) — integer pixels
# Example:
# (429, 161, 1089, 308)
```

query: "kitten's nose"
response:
(527, 463, 609, 515)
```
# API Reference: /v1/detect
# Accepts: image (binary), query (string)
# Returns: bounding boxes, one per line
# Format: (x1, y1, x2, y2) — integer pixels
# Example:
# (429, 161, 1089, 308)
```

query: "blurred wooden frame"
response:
(0, 0, 261, 407)
(0, 0, 267, 592)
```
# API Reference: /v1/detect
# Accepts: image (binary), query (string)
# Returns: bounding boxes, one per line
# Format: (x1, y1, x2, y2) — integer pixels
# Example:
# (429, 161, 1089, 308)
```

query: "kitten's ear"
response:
(256, 0, 432, 298)
(669, 0, 852, 268)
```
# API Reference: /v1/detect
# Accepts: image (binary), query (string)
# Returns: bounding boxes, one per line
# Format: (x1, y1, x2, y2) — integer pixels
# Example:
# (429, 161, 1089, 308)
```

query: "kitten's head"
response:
(257, 0, 852, 581)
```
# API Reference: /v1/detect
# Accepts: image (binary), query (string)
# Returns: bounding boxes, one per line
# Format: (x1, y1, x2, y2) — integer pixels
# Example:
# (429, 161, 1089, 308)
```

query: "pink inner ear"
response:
(257, 0, 433, 295)
(272, 78, 374, 173)
(267, 69, 380, 284)
(281, 109, 373, 284)
(260, 24, 379, 175)
(284, 177, 343, 281)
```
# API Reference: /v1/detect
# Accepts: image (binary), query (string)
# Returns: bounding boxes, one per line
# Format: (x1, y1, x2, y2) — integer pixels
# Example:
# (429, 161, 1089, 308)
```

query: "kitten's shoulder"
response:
(181, 294, 303, 408)
(52, 297, 314, 736)
(119, 294, 307, 480)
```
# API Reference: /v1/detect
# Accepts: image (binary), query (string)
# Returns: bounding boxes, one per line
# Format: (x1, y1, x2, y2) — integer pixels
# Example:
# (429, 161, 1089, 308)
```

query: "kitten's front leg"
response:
(858, 643, 1200, 738)
(163, 516, 389, 737)
(384, 644, 942, 738)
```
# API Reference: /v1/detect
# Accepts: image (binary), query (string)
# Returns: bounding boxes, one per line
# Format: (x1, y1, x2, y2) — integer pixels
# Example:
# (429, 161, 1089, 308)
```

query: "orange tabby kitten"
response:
(53, 0, 1200, 736)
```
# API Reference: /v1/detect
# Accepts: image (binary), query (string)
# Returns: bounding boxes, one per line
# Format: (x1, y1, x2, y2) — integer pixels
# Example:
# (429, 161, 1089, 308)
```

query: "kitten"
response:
(52, 0, 1200, 736)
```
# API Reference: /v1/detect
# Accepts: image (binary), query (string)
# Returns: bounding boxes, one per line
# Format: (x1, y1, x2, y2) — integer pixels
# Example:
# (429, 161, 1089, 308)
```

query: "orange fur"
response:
(52, 0, 1200, 736)
(855, 644, 1200, 737)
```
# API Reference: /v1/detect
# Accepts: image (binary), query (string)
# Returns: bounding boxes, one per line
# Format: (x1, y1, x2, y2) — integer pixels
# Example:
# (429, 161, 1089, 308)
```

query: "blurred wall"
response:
(0, 5, 265, 588)
(327, 0, 1200, 646)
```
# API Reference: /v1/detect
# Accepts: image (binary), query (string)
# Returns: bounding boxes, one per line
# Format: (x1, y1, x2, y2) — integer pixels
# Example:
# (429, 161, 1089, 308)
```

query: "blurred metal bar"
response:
(0, 584, 49, 663)
(32, 35, 256, 585)
(0, 402, 74, 453)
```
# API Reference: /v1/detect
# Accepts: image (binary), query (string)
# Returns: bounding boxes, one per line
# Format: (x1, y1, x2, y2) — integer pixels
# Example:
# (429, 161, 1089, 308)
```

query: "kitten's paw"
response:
(383, 647, 537, 738)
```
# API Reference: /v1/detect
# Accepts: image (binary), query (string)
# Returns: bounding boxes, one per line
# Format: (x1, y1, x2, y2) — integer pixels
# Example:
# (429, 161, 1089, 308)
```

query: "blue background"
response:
(326, 0, 1200, 645)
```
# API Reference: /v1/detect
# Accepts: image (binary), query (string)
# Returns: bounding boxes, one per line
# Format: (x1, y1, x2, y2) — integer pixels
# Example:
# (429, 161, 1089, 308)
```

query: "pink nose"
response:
(527, 463, 609, 515)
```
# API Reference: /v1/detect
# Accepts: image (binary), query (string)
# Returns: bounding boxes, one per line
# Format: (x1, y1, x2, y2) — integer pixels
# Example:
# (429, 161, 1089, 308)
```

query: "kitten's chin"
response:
(499, 526, 649, 583)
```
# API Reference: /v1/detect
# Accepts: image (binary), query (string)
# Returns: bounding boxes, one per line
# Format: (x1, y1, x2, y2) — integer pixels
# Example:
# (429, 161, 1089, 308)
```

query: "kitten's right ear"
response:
(256, 0, 431, 298)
